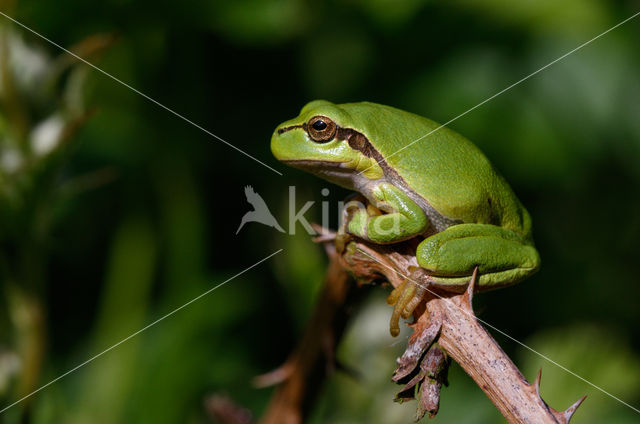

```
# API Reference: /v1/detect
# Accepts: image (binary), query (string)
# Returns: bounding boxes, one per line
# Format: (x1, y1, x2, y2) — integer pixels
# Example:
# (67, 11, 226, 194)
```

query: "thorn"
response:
(311, 223, 337, 243)
(462, 267, 479, 310)
(549, 394, 587, 424)
(533, 368, 542, 398)
(311, 223, 337, 245)
(252, 362, 294, 388)
(560, 395, 587, 423)
(312, 234, 336, 243)
(533, 367, 586, 423)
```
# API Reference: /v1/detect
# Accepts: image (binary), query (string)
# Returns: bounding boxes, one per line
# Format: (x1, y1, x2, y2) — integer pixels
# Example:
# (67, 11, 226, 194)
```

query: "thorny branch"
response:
(213, 228, 586, 424)
(335, 234, 586, 423)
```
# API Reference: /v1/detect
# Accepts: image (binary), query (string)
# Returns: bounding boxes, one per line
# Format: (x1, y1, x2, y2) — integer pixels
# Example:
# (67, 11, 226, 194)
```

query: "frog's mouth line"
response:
(281, 159, 349, 172)
(282, 159, 360, 190)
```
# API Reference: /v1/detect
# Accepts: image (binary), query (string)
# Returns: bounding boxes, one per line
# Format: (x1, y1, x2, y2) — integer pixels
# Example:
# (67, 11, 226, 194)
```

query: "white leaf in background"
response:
(31, 114, 65, 156)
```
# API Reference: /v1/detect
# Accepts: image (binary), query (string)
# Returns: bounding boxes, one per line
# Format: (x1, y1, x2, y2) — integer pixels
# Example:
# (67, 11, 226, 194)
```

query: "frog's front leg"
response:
(346, 183, 429, 244)
(342, 183, 431, 336)
(416, 223, 540, 289)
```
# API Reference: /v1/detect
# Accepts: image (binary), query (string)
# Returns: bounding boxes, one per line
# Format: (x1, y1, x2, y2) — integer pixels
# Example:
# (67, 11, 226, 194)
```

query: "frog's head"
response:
(271, 100, 384, 187)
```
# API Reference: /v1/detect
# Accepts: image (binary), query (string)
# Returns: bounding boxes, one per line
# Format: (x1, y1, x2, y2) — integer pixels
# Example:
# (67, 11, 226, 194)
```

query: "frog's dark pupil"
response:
(312, 120, 327, 131)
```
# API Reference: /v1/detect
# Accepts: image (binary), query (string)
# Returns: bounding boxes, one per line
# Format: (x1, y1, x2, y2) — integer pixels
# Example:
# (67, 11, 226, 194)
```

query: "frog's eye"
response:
(307, 116, 337, 143)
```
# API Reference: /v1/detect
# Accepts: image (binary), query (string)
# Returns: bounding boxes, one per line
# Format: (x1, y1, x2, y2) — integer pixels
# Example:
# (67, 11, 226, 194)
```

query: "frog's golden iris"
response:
(307, 115, 336, 143)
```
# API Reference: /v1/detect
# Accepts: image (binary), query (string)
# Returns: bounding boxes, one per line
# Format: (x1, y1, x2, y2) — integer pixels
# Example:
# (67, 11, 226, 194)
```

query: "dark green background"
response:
(1, 0, 639, 422)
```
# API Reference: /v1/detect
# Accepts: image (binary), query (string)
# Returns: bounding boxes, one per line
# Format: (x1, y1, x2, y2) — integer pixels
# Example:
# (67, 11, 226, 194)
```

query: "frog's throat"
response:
(281, 159, 376, 192)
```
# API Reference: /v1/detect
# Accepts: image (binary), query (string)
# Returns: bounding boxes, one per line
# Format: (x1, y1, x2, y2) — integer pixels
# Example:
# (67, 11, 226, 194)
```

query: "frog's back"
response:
(337, 102, 531, 239)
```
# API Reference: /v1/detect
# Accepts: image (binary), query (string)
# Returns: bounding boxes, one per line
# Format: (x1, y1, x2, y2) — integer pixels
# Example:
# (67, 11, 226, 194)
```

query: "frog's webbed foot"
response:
(386, 267, 431, 337)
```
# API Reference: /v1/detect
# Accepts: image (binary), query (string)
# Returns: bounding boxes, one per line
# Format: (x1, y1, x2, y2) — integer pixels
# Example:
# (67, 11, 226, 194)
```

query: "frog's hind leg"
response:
(386, 267, 430, 337)
(416, 223, 540, 288)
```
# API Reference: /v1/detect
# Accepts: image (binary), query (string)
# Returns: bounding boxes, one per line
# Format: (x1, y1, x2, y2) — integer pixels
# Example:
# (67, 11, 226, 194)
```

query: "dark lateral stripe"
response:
(277, 124, 306, 134)
(336, 128, 377, 159)
(336, 127, 409, 187)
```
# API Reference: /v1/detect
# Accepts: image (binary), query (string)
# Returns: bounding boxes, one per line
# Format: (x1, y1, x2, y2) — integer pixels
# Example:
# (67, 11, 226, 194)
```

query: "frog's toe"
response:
(401, 284, 426, 319)
(386, 276, 428, 337)
(334, 231, 353, 254)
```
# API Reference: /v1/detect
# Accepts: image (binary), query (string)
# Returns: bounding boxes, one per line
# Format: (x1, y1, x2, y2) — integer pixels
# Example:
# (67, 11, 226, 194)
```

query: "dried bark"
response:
(255, 230, 585, 424)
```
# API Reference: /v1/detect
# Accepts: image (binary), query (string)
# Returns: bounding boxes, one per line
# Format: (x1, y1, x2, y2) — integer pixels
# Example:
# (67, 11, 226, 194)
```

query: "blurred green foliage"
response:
(0, 0, 639, 422)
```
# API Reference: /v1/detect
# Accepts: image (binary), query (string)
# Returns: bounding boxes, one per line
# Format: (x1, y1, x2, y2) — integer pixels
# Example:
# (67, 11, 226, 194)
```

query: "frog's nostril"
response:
(277, 128, 285, 135)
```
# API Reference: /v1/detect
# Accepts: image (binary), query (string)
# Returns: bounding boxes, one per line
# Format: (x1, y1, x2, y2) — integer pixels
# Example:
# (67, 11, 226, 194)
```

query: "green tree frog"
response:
(271, 101, 540, 336)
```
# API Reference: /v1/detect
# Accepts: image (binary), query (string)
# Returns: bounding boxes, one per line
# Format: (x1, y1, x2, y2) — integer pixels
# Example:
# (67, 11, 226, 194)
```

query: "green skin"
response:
(271, 100, 540, 291)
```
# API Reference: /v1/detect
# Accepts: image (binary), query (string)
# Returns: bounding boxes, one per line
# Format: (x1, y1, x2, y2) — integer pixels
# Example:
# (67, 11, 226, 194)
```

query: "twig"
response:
(204, 393, 252, 424)
(257, 243, 363, 424)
